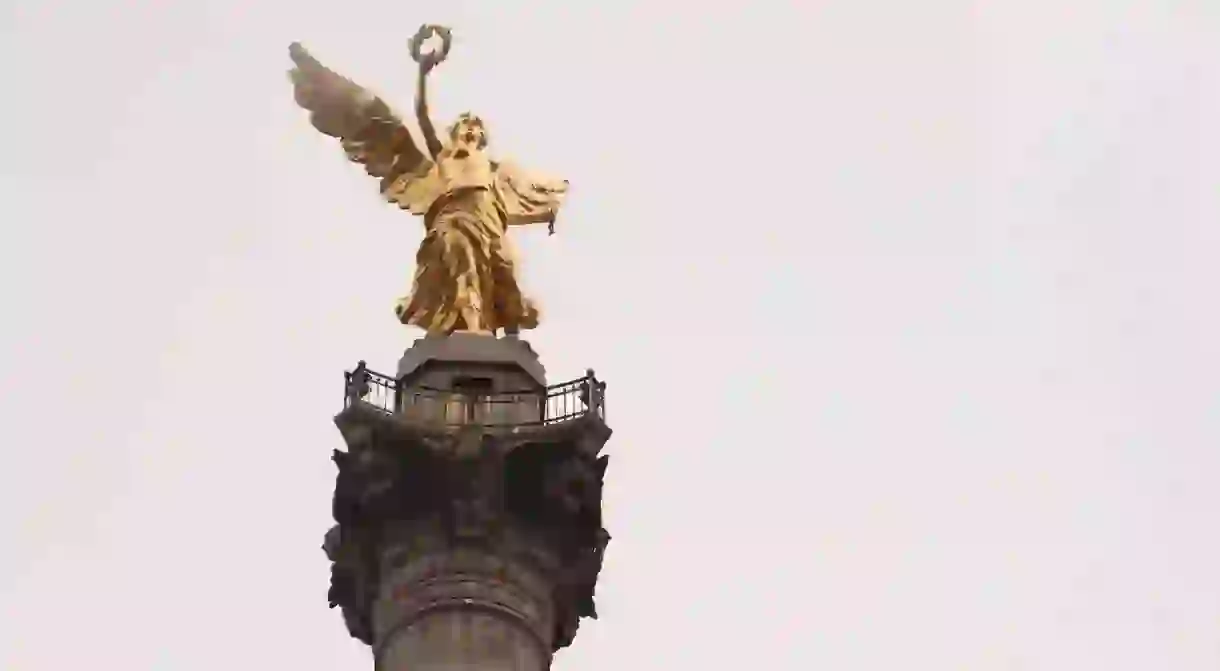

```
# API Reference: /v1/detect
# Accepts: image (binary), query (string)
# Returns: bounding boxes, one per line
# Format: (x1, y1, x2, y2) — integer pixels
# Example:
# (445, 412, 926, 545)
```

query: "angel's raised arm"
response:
(414, 62, 444, 159)
(288, 43, 430, 203)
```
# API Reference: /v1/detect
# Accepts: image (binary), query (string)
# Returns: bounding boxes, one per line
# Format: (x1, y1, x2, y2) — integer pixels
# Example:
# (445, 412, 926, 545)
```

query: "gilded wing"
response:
(288, 43, 437, 213)
(494, 160, 570, 227)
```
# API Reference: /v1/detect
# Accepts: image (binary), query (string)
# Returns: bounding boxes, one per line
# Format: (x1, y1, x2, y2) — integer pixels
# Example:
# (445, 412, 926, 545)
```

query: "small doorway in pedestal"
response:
(451, 376, 494, 424)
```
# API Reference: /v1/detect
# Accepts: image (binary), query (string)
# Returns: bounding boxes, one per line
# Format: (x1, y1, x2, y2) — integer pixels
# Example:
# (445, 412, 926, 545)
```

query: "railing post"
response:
(584, 368, 600, 419)
(346, 360, 369, 406)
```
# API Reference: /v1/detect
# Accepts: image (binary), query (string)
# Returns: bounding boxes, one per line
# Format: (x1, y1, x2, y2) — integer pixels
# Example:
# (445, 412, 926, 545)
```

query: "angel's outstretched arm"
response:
(415, 64, 444, 159)
(496, 162, 570, 232)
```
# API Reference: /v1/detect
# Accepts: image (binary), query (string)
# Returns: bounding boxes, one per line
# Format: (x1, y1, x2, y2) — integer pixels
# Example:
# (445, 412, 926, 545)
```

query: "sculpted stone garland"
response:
(324, 436, 609, 651)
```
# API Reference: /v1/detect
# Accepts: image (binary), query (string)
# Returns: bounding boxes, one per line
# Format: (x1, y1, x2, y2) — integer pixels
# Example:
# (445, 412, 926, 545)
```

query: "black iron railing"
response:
(342, 362, 605, 429)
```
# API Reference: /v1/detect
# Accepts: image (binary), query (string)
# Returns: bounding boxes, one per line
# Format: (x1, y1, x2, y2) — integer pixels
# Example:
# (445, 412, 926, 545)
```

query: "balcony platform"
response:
(335, 335, 610, 458)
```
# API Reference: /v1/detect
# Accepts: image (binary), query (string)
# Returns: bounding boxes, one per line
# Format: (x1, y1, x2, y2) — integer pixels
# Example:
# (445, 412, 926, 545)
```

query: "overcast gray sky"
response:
(2, 1, 1219, 668)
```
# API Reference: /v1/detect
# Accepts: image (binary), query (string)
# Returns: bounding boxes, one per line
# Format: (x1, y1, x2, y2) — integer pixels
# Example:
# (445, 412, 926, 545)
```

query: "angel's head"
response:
(448, 112, 488, 150)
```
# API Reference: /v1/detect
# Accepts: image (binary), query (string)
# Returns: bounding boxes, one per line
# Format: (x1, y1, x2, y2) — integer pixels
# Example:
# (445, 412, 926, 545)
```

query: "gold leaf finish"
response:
(288, 28, 568, 336)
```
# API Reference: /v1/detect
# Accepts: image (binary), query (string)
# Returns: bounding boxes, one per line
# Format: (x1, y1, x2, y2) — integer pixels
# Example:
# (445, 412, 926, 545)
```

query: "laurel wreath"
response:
(410, 24, 453, 67)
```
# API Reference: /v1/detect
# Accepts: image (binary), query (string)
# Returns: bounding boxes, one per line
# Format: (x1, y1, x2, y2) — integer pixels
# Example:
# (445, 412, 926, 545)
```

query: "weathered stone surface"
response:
(326, 340, 610, 670)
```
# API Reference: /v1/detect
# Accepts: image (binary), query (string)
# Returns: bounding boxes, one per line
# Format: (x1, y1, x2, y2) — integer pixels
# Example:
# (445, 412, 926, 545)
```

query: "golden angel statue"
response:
(288, 25, 569, 336)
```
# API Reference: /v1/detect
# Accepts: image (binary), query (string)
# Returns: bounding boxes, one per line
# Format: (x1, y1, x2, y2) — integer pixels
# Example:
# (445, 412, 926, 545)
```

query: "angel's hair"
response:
(448, 112, 488, 149)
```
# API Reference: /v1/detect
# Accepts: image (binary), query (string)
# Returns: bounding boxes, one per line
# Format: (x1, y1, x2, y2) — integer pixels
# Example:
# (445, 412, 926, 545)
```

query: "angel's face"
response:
(450, 116, 488, 150)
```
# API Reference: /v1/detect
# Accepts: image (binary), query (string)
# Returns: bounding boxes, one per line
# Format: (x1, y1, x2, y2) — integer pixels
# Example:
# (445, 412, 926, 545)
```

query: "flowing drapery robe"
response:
(387, 155, 568, 333)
